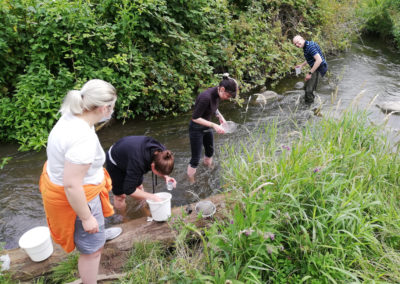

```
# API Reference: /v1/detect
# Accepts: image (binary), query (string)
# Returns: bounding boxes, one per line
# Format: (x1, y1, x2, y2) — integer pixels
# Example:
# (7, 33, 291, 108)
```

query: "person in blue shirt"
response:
(293, 35, 328, 104)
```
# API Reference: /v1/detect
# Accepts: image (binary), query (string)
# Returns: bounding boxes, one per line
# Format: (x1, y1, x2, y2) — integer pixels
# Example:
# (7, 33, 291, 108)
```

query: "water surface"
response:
(1, 37, 399, 249)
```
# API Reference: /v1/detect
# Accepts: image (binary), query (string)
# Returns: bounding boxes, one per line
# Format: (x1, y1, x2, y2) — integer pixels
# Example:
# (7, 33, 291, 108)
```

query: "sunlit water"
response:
(1, 37, 399, 249)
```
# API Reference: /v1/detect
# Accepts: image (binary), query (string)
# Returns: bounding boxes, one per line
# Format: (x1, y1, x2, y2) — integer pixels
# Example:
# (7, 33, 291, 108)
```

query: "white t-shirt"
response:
(46, 113, 105, 186)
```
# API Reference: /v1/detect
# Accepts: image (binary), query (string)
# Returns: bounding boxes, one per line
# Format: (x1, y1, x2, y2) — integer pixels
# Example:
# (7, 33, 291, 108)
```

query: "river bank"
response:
(5, 105, 398, 283)
(1, 35, 399, 251)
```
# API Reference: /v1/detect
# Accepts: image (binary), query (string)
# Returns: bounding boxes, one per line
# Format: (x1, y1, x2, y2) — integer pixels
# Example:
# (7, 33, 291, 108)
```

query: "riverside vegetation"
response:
(1, 0, 400, 283)
(0, 0, 361, 151)
(7, 107, 398, 283)
(359, 0, 400, 49)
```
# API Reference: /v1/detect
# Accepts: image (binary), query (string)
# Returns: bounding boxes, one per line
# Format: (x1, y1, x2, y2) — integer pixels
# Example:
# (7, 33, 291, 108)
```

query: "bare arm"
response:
(63, 161, 98, 234)
(309, 54, 322, 74)
(130, 185, 161, 202)
(215, 109, 226, 124)
(296, 61, 308, 68)
(192, 117, 225, 134)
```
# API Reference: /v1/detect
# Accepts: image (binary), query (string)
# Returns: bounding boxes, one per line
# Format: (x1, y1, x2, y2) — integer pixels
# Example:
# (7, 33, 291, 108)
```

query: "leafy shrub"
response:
(359, 0, 400, 48)
(0, 0, 360, 150)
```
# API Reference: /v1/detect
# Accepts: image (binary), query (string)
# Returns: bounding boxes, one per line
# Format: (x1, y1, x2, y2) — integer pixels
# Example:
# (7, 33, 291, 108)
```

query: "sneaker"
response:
(105, 227, 122, 241)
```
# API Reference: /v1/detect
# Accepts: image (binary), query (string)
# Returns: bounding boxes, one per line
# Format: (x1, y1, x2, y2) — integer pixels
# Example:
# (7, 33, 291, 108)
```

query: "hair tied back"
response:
(222, 73, 230, 80)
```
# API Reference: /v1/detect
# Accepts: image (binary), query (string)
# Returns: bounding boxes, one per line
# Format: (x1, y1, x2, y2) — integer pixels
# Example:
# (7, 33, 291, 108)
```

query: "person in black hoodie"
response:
(105, 136, 176, 210)
(187, 73, 238, 183)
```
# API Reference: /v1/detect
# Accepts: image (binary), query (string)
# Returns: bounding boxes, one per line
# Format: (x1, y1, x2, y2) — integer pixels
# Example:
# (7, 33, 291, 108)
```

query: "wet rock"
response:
(376, 101, 400, 114)
(294, 81, 304, 89)
(254, 90, 283, 104)
(312, 106, 323, 117)
(185, 204, 193, 215)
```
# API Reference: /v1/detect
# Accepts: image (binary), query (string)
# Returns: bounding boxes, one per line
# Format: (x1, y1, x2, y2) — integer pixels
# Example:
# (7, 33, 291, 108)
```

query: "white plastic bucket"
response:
(19, 226, 53, 262)
(146, 192, 172, 221)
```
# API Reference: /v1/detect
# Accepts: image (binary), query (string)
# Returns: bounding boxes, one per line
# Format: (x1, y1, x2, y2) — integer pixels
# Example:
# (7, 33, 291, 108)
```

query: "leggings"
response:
(189, 121, 214, 168)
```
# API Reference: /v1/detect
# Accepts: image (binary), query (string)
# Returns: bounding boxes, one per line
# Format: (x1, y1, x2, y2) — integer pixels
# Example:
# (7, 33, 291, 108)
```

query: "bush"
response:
(359, 0, 400, 48)
(0, 0, 361, 150)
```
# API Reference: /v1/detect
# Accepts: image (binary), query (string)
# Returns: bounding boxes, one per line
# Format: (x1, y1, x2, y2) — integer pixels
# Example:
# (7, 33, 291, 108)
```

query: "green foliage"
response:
(0, 0, 360, 150)
(359, 0, 400, 48)
(205, 110, 400, 282)
(49, 252, 79, 283)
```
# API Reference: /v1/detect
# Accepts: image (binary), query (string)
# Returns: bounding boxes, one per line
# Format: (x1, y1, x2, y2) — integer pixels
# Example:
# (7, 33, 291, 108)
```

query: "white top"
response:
(46, 113, 105, 186)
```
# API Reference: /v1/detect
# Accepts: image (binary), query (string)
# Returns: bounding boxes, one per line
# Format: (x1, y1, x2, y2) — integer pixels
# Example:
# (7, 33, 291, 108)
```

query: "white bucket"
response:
(146, 192, 172, 222)
(18, 226, 53, 262)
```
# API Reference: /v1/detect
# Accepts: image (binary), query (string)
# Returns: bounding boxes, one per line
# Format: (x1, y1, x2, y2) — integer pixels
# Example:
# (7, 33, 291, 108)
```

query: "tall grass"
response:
(202, 110, 400, 282)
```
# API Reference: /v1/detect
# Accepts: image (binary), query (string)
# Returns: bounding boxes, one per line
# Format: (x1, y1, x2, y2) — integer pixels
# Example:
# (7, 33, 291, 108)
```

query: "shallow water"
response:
(1, 36, 399, 249)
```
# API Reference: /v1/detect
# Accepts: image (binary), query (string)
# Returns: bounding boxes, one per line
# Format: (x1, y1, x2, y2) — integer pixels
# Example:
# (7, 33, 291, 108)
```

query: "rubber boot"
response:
(304, 92, 315, 104)
(187, 165, 196, 184)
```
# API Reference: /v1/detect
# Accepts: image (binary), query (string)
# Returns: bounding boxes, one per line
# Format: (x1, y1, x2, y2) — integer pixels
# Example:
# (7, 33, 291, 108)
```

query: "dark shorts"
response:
(189, 121, 214, 168)
(74, 195, 105, 254)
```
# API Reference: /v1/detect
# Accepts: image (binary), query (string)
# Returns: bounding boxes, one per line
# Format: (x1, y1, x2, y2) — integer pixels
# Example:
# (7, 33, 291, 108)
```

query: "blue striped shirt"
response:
(303, 41, 328, 76)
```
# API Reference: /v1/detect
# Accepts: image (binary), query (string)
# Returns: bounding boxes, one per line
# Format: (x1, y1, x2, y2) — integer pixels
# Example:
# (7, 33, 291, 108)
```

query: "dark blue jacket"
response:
(109, 136, 165, 194)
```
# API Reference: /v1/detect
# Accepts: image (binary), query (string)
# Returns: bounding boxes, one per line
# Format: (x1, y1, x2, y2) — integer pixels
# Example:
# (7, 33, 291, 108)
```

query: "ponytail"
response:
(60, 79, 117, 115)
(153, 150, 174, 175)
(219, 73, 238, 98)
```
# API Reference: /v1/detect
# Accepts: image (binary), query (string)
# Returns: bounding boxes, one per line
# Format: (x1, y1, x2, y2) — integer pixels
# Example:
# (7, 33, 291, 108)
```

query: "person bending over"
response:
(106, 136, 176, 211)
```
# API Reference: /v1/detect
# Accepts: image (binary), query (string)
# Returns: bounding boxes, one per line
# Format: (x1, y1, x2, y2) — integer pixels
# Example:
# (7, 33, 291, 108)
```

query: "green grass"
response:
(120, 109, 400, 283)
(205, 109, 400, 283)
(4, 109, 399, 283)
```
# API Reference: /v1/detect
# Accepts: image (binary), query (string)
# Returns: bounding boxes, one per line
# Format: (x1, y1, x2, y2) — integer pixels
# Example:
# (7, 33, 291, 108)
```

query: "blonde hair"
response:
(60, 79, 117, 115)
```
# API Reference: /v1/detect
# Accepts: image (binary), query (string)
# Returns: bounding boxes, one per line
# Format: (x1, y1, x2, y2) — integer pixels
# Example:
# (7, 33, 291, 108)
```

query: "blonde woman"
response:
(39, 79, 120, 284)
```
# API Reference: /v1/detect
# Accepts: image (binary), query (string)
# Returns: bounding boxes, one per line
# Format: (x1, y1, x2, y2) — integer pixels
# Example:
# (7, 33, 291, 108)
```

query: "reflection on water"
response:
(1, 36, 399, 249)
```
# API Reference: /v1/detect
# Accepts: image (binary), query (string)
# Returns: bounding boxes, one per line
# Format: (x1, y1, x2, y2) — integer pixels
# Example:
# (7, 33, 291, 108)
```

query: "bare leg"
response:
(187, 165, 196, 184)
(113, 194, 126, 211)
(203, 156, 213, 168)
(78, 248, 102, 284)
(113, 194, 127, 220)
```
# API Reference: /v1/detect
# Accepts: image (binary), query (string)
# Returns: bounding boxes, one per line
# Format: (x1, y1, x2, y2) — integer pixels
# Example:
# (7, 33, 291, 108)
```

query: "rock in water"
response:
(376, 101, 400, 114)
(294, 81, 304, 89)
(254, 90, 283, 104)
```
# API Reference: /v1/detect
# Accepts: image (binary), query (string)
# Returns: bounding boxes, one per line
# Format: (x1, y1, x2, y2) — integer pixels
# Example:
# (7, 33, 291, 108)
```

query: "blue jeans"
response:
(189, 121, 214, 168)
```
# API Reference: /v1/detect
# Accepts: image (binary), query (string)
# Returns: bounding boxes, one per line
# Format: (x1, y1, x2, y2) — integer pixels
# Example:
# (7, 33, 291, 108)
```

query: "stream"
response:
(1, 36, 399, 249)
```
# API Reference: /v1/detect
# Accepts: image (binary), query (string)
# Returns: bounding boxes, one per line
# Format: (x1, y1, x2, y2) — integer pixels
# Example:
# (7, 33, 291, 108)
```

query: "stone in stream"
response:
(376, 101, 400, 114)
(254, 90, 283, 104)
(294, 81, 304, 89)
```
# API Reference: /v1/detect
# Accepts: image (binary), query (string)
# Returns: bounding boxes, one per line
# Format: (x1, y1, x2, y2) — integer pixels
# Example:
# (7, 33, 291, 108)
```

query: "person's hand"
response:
(305, 73, 312, 81)
(165, 176, 177, 188)
(213, 124, 225, 134)
(82, 214, 99, 234)
(113, 194, 127, 211)
(151, 194, 162, 202)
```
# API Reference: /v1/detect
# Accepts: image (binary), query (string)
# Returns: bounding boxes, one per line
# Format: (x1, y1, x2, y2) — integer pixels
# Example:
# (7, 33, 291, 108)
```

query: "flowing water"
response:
(1, 36, 399, 249)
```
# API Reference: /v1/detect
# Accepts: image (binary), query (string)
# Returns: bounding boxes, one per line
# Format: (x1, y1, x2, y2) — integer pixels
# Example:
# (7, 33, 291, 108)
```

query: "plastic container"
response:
(195, 201, 216, 218)
(221, 121, 237, 134)
(295, 66, 301, 76)
(146, 192, 172, 221)
(166, 181, 173, 191)
(18, 226, 53, 262)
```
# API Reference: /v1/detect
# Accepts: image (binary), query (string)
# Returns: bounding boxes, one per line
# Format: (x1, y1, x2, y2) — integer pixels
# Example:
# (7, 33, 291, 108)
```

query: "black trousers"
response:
(189, 121, 214, 168)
